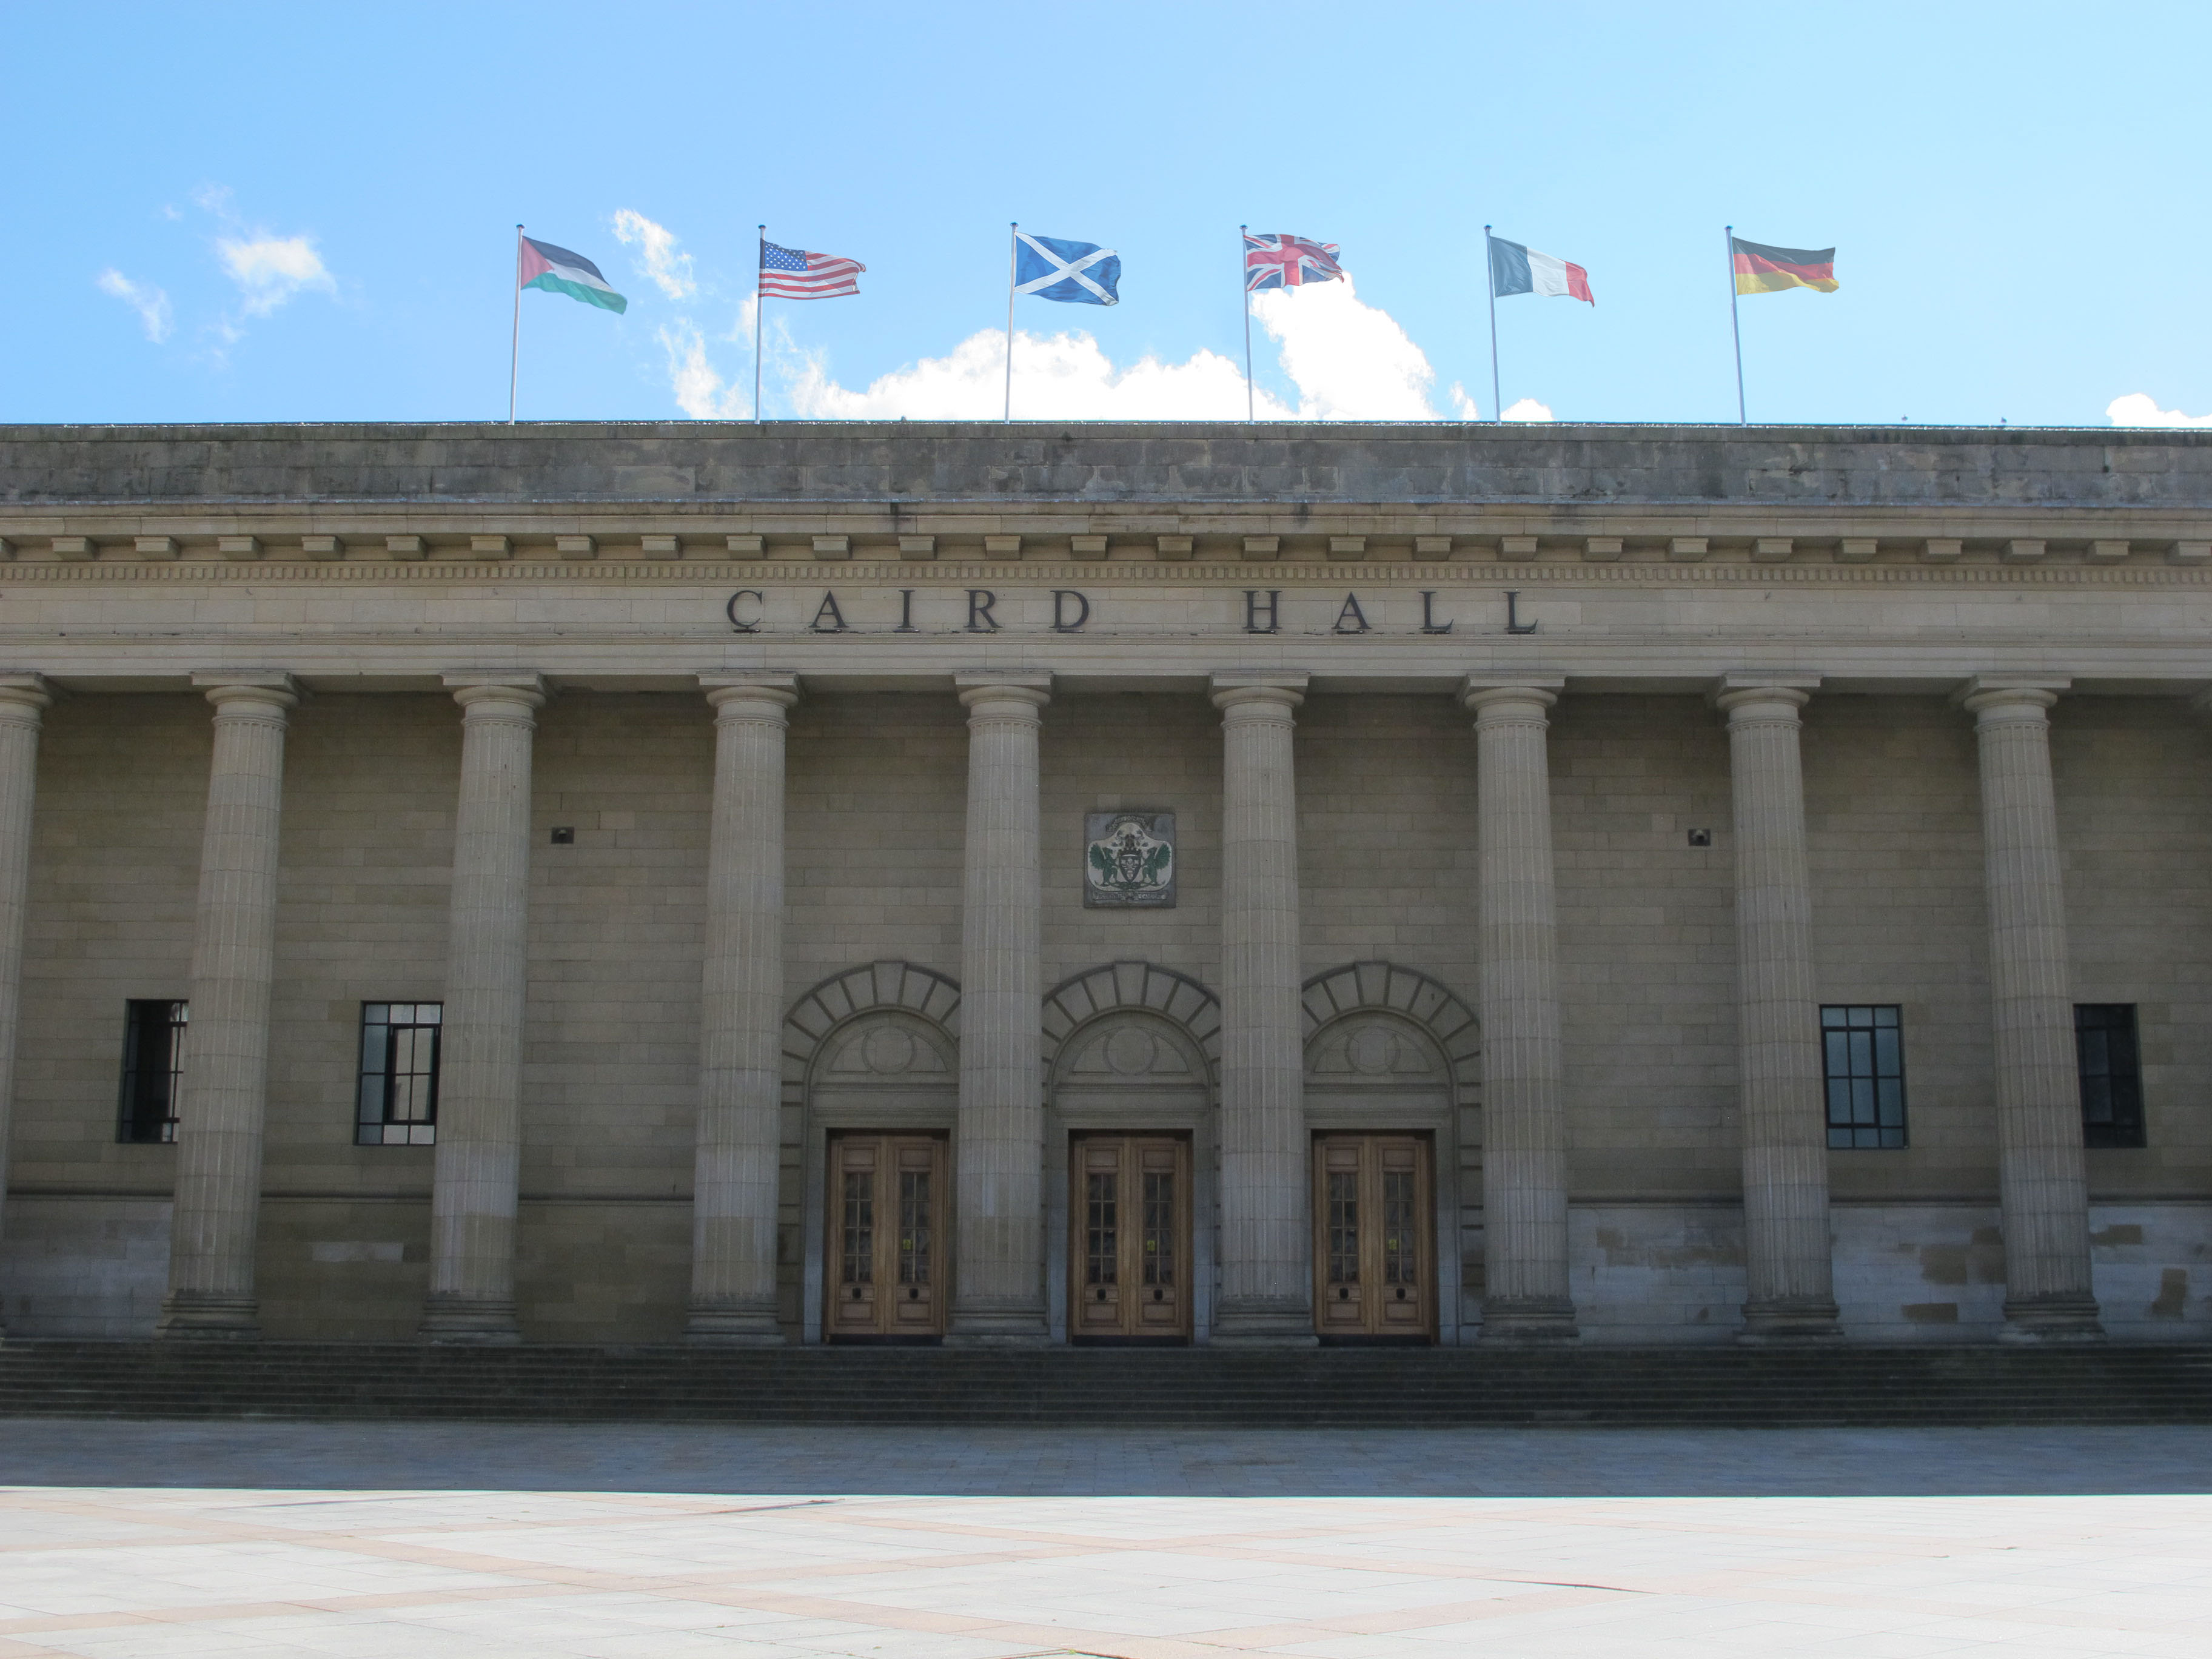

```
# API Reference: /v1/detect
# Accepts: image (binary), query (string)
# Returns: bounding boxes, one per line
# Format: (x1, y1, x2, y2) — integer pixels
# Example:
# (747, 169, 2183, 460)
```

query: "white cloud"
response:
(2107, 392, 2212, 428)
(216, 234, 333, 317)
(1248, 275, 1438, 418)
(612, 209, 695, 301)
(1503, 397, 1555, 421)
(96, 269, 172, 343)
(767, 270, 1453, 423)
(1449, 384, 1481, 420)
(659, 323, 751, 418)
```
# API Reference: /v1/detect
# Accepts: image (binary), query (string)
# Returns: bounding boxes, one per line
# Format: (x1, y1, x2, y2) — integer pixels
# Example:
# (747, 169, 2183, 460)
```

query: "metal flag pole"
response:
(1004, 222, 1018, 423)
(1725, 224, 1747, 424)
(1483, 224, 1501, 423)
(754, 225, 766, 423)
(508, 224, 524, 423)
(1239, 224, 1254, 422)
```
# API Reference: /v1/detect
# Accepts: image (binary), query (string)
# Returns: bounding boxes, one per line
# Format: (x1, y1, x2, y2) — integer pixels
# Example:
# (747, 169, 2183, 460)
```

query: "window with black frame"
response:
(1822, 1004, 1907, 1148)
(357, 1002, 441, 1146)
(2076, 1004, 2146, 1149)
(117, 999, 187, 1144)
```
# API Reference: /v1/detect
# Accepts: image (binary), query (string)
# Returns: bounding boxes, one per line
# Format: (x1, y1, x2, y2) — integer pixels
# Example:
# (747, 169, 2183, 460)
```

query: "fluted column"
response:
(420, 673, 546, 1344)
(1462, 679, 1577, 1341)
(0, 674, 53, 1336)
(159, 672, 298, 1338)
(1961, 676, 2102, 1339)
(1715, 676, 1840, 1339)
(947, 672, 1051, 1343)
(686, 674, 799, 1345)
(1210, 673, 1315, 1345)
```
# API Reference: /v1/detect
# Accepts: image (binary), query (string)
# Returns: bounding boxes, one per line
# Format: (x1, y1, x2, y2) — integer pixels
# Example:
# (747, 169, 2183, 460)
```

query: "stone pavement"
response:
(0, 1421, 2208, 1656)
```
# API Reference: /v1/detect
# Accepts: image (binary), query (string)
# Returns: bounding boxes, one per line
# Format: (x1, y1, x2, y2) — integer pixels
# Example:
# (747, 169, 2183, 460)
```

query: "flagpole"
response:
(755, 225, 766, 423)
(1004, 222, 1017, 423)
(1725, 224, 1747, 424)
(1239, 224, 1254, 422)
(508, 224, 523, 423)
(1483, 225, 1501, 423)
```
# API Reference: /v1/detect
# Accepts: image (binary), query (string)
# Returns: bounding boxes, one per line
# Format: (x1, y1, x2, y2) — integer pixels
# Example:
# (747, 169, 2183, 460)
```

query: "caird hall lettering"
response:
(723, 589, 1534, 635)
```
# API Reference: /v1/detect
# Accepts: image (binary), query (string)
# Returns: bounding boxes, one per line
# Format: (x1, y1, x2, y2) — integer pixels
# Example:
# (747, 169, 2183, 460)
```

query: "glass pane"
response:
(1326, 1170, 1359, 1284)
(899, 1170, 930, 1285)
(1873, 1029, 1900, 1076)
(840, 1171, 873, 1284)
(1085, 1170, 1118, 1287)
(1382, 1170, 1416, 1286)
(1142, 1170, 1175, 1288)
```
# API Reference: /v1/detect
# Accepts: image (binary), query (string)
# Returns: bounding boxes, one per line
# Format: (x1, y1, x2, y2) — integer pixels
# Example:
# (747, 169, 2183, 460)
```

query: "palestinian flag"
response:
(1732, 238, 1838, 295)
(518, 236, 628, 313)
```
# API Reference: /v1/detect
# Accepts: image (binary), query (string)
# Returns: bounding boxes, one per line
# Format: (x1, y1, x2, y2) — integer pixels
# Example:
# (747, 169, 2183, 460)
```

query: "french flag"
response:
(1488, 235, 1595, 304)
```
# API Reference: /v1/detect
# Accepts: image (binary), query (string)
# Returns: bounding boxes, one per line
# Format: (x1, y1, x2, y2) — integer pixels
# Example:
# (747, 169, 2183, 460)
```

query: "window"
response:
(2076, 1004, 2145, 1149)
(1823, 1005, 1906, 1149)
(117, 1000, 187, 1144)
(357, 1003, 441, 1145)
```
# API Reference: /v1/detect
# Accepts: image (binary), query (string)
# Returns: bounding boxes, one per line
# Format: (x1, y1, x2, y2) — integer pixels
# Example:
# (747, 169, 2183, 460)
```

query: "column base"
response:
(1210, 1297, 1319, 1347)
(418, 1293, 522, 1346)
(1999, 1292, 2105, 1342)
(684, 1302, 786, 1347)
(1738, 1296, 1843, 1342)
(156, 1291, 261, 1340)
(1480, 1296, 1580, 1342)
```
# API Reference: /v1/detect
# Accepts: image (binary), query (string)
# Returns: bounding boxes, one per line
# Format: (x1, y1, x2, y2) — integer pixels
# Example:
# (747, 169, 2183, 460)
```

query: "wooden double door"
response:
(1070, 1134, 1192, 1342)
(826, 1132, 947, 1341)
(1313, 1133, 1436, 1343)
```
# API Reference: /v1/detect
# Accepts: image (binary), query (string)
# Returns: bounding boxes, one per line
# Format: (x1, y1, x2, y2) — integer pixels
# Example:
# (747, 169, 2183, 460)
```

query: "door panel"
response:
(1312, 1133, 1435, 1343)
(826, 1133, 946, 1341)
(1070, 1134, 1191, 1342)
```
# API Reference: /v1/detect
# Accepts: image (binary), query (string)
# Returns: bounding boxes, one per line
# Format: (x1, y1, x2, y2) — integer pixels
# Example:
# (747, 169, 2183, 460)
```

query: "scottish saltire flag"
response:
(1488, 235, 1594, 304)
(760, 240, 866, 300)
(518, 237, 628, 313)
(1014, 231, 1120, 306)
(1244, 232, 1343, 291)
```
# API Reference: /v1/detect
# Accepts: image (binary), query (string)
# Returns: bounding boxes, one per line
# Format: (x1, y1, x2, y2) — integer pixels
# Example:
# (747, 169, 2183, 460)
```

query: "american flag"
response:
(1244, 232, 1344, 292)
(759, 239, 865, 300)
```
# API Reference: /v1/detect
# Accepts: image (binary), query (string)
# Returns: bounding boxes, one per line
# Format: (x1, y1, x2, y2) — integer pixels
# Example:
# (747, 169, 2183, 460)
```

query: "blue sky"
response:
(10, 1, 2208, 429)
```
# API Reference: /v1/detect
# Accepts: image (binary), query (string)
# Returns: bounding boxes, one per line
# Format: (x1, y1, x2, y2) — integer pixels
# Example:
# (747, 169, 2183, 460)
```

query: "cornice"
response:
(0, 558, 2207, 587)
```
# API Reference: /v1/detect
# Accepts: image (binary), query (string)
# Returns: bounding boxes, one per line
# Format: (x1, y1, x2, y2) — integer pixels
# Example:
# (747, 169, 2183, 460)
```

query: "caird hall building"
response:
(0, 420, 2207, 1352)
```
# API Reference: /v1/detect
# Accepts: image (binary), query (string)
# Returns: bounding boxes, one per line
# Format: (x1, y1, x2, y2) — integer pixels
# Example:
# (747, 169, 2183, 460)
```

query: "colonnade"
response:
(0, 670, 2110, 1344)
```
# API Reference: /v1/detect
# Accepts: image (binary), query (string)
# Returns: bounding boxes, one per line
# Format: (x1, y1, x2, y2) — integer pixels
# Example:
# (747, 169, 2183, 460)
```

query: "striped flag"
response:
(518, 236, 627, 313)
(760, 240, 865, 299)
(1732, 238, 1839, 295)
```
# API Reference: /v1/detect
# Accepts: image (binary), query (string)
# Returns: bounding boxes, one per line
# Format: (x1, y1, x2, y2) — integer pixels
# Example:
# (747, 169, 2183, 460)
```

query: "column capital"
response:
(1710, 673, 1820, 717)
(1210, 671, 1307, 712)
(1461, 677, 1563, 717)
(443, 671, 548, 713)
(956, 671, 1051, 714)
(0, 673, 55, 716)
(1955, 674, 2068, 718)
(190, 671, 299, 712)
(701, 674, 800, 715)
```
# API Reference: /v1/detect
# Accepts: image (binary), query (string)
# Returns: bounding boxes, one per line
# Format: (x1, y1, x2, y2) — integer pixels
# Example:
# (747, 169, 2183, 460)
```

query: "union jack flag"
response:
(1244, 231, 1344, 292)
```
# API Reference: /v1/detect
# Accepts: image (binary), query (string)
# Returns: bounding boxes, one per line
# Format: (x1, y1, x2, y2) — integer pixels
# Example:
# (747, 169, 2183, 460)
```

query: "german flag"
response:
(1732, 238, 1838, 295)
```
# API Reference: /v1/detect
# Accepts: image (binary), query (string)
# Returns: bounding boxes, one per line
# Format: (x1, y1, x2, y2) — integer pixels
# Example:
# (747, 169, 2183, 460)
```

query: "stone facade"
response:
(0, 420, 2208, 1348)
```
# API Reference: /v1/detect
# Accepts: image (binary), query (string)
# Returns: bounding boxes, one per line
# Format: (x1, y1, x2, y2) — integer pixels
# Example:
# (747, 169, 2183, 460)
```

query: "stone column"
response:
(1210, 673, 1315, 1345)
(159, 672, 299, 1338)
(420, 673, 546, 1344)
(686, 674, 799, 1344)
(1714, 675, 1840, 1339)
(0, 674, 52, 1335)
(947, 672, 1051, 1343)
(1461, 679, 1578, 1341)
(1960, 675, 2102, 1339)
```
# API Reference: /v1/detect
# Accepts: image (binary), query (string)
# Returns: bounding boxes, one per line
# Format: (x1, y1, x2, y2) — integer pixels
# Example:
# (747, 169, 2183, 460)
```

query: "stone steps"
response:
(2, 1341, 2210, 1427)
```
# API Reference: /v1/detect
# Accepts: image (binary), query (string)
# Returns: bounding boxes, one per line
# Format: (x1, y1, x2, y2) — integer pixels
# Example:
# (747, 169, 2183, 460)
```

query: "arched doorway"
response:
(1302, 962, 1482, 1344)
(1044, 962, 1219, 1344)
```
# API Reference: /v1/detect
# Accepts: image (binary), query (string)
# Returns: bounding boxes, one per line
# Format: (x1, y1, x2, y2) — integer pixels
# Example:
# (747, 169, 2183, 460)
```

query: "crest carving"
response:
(1085, 811, 1176, 908)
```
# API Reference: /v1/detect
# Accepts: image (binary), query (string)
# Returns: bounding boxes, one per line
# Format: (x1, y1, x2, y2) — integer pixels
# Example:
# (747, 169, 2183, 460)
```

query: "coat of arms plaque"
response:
(1084, 811, 1176, 908)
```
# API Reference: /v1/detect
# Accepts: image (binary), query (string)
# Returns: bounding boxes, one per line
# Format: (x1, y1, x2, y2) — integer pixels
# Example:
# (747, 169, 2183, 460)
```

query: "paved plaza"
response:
(0, 1421, 2207, 1656)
